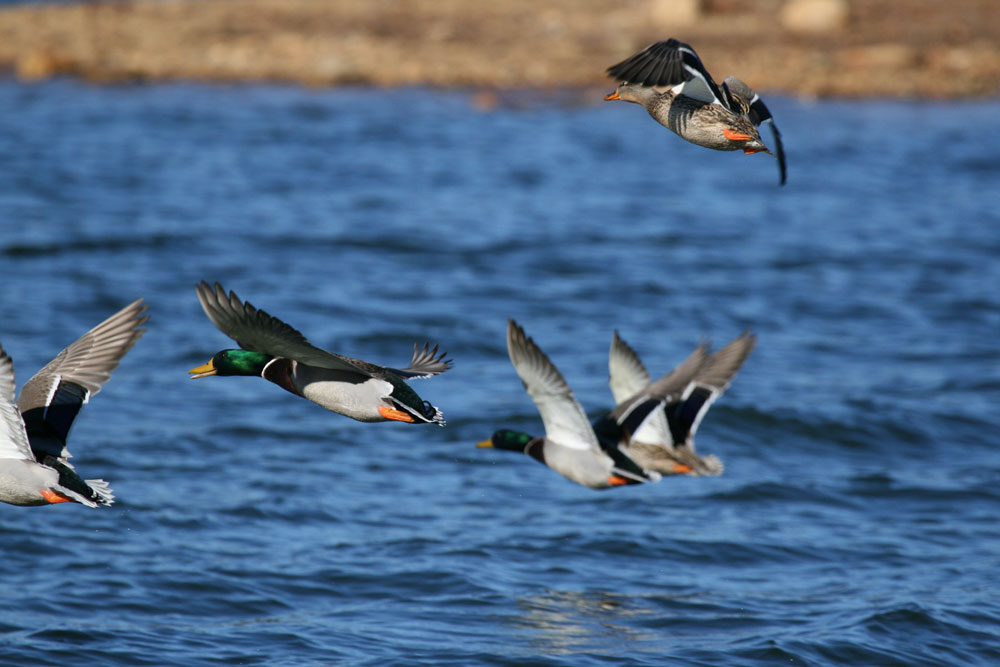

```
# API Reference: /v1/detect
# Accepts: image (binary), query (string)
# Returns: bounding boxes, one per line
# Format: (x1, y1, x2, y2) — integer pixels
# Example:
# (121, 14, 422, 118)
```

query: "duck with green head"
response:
(476, 320, 660, 490)
(189, 282, 452, 425)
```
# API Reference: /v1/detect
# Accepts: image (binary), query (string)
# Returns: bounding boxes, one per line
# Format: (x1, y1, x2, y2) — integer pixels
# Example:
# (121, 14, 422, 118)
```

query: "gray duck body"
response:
(646, 90, 760, 152)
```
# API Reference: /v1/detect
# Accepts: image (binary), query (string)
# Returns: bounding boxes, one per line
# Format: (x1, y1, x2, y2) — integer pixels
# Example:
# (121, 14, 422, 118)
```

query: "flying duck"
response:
(0, 299, 147, 507)
(593, 330, 756, 476)
(477, 319, 660, 489)
(189, 282, 452, 425)
(604, 38, 787, 184)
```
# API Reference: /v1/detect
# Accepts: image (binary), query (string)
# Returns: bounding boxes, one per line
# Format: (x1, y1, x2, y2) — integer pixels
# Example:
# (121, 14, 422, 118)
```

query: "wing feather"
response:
(607, 39, 729, 108)
(0, 348, 33, 462)
(393, 342, 453, 379)
(672, 331, 756, 447)
(608, 331, 651, 404)
(723, 76, 787, 185)
(16, 298, 148, 414)
(195, 281, 381, 377)
(506, 320, 598, 452)
(15, 299, 147, 463)
(0, 345, 15, 405)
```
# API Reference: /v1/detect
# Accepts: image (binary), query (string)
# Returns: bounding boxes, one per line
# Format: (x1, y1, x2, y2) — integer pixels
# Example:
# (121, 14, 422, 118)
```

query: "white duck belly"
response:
(0, 460, 59, 506)
(291, 364, 395, 422)
(543, 442, 615, 489)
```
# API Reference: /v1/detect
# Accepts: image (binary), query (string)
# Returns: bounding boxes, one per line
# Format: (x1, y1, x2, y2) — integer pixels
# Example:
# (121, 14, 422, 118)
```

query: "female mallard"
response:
(476, 320, 660, 489)
(593, 330, 756, 477)
(0, 299, 147, 507)
(604, 38, 787, 185)
(189, 282, 452, 425)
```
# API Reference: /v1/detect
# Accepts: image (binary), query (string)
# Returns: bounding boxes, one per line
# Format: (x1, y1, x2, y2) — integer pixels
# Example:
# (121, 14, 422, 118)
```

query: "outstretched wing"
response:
(506, 320, 599, 452)
(16, 299, 148, 463)
(0, 344, 15, 405)
(607, 39, 733, 109)
(392, 342, 453, 379)
(0, 347, 34, 462)
(195, 281, 381, 376)
(608, 331, 651, 405)
(608, 339, 708, 422)
(724, 76, 787, 185)
(668, 331, 756, 448)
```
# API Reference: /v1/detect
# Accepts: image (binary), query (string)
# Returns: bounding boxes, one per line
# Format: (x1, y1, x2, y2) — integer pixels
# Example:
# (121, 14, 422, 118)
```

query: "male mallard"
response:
(477, 320, 660, 489)
(593, 330, 756, 476)
(0, 299, 147, 507)
(189, 281, 452, 425)
(604, 38, 787, 185)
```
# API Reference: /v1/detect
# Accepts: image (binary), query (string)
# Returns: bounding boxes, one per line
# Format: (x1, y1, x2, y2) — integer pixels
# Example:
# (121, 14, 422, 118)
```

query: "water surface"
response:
(1, 79, 998, 665)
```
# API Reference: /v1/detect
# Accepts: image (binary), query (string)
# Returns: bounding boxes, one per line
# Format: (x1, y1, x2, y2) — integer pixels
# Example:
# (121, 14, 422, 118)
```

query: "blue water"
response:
(1, 78, 999, 665)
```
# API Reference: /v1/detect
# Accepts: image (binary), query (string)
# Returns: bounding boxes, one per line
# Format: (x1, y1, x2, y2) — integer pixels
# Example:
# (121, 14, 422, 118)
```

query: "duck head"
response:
(604, 82, 658, 106)
(189, 349, 273, 378)
(477, 429, 548, 465)
(477, 429, 533, 452)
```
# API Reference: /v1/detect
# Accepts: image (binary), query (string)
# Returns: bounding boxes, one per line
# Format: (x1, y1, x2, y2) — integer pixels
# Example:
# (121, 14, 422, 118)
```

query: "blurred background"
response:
(1, 0, 998, 96)
(0, 1, 998, 665)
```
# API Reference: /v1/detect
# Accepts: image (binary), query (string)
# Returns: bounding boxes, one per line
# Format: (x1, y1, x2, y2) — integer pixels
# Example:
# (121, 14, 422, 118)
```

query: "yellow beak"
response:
(188, 359, 217, 379)
(475, 439, 494, 448)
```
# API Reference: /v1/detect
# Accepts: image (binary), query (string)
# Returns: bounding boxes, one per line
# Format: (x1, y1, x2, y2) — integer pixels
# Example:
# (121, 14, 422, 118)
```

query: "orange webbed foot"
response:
(378, 405, 417, 423)
(40, 489, 74, 504)
(723, 128, 753, 142)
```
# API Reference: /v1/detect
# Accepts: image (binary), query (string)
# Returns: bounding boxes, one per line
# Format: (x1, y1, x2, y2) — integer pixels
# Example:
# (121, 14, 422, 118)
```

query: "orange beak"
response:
(607, 475, 630, 486)
(672, 464, 694, 474)
(604, 91, 620, 101)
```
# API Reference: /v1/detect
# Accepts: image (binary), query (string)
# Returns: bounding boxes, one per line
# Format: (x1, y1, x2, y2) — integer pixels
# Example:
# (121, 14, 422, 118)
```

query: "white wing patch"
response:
(673, 77, 722, 105)
(631, 408, 672, 447)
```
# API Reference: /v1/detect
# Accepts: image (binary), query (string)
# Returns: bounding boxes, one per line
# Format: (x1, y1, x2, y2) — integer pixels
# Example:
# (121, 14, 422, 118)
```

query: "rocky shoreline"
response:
(1, 0, 998, 99)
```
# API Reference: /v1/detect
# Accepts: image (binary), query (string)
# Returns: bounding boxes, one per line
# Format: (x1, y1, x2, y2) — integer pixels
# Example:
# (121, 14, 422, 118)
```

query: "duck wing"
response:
(506, 320, 599, 452)
(607, 39, 733, 109)
(15, 299, 147, 463)
(724, 76, 787, 185)
(196, 281, 384, 377)
(667, 331, 756, 449)
(0, 348, 34, 463)
(608, 340, 708, 423)
(608, 331, 651, 405)
(0, 344, 15, 405)
(391, 342, 453, 379)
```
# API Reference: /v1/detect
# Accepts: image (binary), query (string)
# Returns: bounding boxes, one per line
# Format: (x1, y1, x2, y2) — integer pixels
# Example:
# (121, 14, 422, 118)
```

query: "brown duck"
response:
(605, 38, 787, 185)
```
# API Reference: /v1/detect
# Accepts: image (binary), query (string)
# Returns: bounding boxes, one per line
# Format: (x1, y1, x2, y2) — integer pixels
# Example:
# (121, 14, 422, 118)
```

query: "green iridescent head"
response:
(189, 349, 273, 378)
(476, 429, 534, 452)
